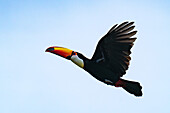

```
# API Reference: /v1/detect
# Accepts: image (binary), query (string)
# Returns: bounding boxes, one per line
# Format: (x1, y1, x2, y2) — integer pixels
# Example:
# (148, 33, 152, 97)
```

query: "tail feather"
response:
(115, 79, 143, 96)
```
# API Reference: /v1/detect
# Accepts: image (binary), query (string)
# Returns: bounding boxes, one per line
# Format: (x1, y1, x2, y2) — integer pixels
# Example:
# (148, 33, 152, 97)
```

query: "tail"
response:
(115, 78, 143, 96)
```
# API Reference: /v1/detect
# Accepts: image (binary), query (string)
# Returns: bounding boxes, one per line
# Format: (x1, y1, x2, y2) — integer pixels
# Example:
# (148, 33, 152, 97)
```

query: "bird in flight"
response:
(46, 21, 142, 96)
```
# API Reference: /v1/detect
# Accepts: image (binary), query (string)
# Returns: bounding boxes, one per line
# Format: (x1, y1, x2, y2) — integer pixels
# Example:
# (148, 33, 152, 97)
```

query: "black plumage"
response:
(85, 21, 137, 80)
(46, 21, 142, 96)
(78, 21, 142, 96)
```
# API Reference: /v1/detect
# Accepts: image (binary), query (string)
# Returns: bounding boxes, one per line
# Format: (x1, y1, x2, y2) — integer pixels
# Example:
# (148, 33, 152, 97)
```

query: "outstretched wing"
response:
(91, 21, 137, 77)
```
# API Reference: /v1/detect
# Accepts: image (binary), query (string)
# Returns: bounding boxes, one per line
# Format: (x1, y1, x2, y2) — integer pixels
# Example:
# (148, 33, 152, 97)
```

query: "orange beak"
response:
(45, 46, 74, 59)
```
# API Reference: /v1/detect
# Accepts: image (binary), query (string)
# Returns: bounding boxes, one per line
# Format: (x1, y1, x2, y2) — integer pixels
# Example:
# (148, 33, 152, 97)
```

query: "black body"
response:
(77, 21, 137, 85)
(84, 60, 119, 85)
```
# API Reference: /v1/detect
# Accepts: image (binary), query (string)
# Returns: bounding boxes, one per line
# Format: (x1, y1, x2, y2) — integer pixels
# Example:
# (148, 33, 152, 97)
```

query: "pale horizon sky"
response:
(0, 0, 170, 113)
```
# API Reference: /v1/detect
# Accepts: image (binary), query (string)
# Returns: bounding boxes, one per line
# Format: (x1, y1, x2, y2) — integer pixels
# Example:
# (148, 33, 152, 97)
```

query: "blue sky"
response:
(0, 0, 170, 113)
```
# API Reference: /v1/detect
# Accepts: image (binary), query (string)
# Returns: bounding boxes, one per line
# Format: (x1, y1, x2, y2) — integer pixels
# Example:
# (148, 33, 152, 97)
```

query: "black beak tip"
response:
(45, 47, 54, 52)
(45, 48, 49, 52)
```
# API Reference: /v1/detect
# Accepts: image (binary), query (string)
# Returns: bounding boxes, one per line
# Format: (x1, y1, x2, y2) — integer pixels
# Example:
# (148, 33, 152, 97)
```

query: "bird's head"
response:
(45, 46, 85, 68)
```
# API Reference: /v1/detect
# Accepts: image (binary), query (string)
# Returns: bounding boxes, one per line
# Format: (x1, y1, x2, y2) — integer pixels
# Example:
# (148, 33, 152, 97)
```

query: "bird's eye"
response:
(73, 52, 77, 55)
(72, 51, 77, 55)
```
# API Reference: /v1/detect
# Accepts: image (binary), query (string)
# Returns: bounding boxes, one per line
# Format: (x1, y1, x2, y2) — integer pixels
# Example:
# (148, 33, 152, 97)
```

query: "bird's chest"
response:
(84, 61, 119, 84)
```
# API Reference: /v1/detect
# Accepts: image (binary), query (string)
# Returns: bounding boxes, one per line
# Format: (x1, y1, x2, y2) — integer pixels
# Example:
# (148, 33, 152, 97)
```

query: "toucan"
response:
(46, 21, 142, 96)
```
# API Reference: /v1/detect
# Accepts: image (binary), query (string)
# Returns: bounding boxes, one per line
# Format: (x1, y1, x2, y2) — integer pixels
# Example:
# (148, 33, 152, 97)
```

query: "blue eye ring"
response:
(72, 51, 77, 55)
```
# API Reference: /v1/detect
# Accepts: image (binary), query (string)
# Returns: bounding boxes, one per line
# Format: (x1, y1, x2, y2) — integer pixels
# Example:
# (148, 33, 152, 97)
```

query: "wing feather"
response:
(117, 31, 137, 39)
(118, 26, 135, 34)
(108, 24, 118, 33)
(91, 21, 137, 76)
(116, 22, 134, 32)
(114, 21, 129, 32)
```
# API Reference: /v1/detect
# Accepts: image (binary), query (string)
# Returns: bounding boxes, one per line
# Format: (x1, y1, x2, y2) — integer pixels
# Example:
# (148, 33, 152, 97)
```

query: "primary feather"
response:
(91, 21, 137, 76)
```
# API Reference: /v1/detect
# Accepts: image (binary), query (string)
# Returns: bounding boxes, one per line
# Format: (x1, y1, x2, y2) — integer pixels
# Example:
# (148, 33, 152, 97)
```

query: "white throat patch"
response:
(71, 55, 84, 68)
